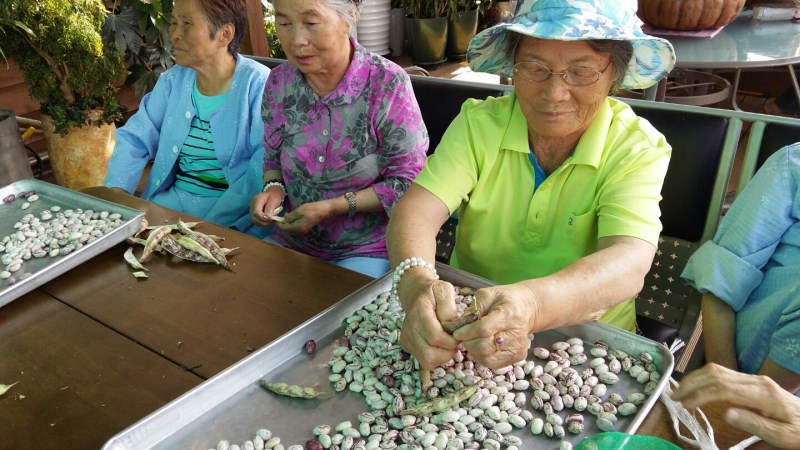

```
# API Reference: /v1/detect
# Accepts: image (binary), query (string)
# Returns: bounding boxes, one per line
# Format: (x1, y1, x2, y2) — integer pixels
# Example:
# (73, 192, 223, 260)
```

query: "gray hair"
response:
(587, 40, 633, 95)
(325, 0, 362, 31)
(510, 34, 634, 95)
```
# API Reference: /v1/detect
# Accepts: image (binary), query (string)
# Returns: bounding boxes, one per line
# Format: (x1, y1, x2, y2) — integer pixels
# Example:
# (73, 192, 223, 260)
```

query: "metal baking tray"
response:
(103, 265, 674, 450)
(0, 178, 145, 308)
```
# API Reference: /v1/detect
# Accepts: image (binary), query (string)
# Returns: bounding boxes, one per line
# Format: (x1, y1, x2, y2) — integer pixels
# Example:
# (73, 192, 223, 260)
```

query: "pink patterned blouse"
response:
(262, 39, 428, 260)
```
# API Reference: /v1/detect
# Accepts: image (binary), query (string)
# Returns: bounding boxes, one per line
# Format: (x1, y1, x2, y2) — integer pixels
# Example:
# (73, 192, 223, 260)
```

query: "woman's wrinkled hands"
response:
(452, 284, 537, 369)
(276, 200, 332, 235)
(672, 363, 800, 449)
(250, 190, 283, 227)
(398, 274, 460, 375)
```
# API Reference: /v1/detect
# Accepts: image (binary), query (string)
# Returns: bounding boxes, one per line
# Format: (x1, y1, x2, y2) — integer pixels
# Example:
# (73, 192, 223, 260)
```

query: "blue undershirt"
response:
(528, 149, 549, 192)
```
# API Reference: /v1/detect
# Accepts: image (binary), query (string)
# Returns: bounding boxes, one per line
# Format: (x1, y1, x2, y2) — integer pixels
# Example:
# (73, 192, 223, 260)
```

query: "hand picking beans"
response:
(212, 285, 665, 449)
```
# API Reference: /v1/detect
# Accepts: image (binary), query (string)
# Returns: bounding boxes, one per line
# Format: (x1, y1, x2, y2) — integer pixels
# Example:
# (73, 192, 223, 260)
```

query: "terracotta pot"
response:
(41, 110, 116, 190)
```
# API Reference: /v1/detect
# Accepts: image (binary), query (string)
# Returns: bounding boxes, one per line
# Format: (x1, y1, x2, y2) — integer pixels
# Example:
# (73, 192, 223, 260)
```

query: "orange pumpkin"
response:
(637, 0, 746, 30)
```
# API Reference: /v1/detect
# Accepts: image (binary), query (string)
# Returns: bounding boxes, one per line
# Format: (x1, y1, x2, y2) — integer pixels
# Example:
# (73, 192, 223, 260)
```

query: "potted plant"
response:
(446, 0, 481, 60)
(403, 0, 449, 66)
(389, 0, 406, 56)
(262, 0, 286, 58)
(2, 0, 126, 190)
(103, 0, 175, 100)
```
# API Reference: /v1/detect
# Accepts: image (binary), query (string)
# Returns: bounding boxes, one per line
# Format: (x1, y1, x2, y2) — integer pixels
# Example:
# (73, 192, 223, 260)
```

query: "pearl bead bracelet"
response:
(390, 257, 438, 300)
(262, 180, 286, 202)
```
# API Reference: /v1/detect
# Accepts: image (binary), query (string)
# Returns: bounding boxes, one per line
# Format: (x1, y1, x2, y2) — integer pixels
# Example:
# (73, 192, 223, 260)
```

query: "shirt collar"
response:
(320, 37, 369, 105)
(501, 91, 531, 154)
(572, 98, 612, 168)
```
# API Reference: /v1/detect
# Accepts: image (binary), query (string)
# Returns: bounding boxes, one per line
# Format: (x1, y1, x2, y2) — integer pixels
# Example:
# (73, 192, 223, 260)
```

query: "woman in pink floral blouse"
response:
(249, 0, 428, 277)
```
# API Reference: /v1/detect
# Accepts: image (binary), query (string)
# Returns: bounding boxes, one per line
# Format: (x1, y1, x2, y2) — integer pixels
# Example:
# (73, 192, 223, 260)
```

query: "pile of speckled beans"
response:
(213, 286, 662, 450)
(0, 192, 123, 284)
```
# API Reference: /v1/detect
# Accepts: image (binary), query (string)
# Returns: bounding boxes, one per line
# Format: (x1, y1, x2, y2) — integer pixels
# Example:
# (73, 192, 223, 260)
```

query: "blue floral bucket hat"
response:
(467, 0, 676, 90)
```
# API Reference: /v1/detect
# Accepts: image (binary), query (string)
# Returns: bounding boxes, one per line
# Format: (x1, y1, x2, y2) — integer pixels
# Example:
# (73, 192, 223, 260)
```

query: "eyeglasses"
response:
(513, 60, 612, 86)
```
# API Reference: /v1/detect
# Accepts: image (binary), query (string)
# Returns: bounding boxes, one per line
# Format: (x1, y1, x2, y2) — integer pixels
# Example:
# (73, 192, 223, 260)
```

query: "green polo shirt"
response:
(414, 93, 671, 332)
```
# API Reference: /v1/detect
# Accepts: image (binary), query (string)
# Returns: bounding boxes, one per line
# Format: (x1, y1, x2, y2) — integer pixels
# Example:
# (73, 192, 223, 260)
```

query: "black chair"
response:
(405, 77, 512, 262)
(247, 55, 285, 70)
(623, 101, 739, 374)
(409, 76, 512, 154)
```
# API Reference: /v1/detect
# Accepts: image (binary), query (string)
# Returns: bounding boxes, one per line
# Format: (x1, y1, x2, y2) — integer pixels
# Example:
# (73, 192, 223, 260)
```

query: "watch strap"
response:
(345, 192, 356, 218)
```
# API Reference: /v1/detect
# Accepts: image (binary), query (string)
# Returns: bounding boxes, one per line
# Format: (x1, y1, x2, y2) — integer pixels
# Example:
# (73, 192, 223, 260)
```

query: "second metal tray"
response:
(0, 179, 145, 308)
(103, 265, 674, 450)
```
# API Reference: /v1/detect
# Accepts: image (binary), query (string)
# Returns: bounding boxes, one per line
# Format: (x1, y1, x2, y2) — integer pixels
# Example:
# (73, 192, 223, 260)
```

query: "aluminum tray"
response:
(0, 178, 145, 308)
(103, 265, 674, 450)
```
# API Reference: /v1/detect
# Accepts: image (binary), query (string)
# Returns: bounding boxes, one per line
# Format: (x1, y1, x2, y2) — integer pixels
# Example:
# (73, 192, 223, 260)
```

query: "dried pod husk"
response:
(441, 312, 478, 334)
(400, 383, 479, 417)
(161, 234, 215, 263)
(0, 381, 19, 396)
(177, 219, 230, 269)
(124, 247, 149, 271)
(135, 217, 149, 238)
(140, 225, 173, 262)
(176, 235, 218, 263)
(259, 379, 332, 399)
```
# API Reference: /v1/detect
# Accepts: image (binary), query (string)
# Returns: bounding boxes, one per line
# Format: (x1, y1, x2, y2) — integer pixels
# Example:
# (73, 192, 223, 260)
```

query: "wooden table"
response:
(0, 187, 772, 449)
(41, 187, 372, 379)
(0, 290, 202, 448)
(0, 187, 371, 449)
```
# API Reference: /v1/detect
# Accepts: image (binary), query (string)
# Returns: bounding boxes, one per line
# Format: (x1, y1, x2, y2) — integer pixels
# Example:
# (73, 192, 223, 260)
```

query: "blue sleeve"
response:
(681, 145, 798, 311)
(104, 72, 174, 193)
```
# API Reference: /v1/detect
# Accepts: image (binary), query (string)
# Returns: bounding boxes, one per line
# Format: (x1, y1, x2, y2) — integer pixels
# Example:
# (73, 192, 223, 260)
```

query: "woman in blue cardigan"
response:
(105, 0, 269, 236)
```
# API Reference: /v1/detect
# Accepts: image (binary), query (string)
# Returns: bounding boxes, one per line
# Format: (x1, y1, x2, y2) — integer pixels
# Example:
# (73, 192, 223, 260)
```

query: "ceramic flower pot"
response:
(41, 110, 115, 190)
(446, 8, 480, 60)
(407, 16, 449, 67)
(389, 8, 406, 57)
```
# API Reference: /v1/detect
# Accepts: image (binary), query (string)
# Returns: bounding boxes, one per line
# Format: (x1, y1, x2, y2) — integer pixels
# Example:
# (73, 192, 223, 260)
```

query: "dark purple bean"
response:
(305, 439, 323, 450)
(382, 374, 395, 388)
(3, 194, 15, 203)
(338, 336, 350, 348)
(304, 339, 317, 354)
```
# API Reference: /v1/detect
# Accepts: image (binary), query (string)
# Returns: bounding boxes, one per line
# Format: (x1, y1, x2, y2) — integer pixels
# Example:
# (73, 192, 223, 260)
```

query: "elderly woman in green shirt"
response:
(387, 0, 675, 372)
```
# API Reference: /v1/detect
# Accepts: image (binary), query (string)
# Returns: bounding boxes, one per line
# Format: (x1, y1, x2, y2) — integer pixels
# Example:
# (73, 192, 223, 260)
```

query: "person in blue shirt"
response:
(105, 0, 269, 236)
(682, 143, 800, 394)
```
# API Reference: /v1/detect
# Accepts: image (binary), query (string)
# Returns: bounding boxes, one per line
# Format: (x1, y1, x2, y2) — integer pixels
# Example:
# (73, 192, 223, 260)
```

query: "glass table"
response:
(648, 10, 800, 109)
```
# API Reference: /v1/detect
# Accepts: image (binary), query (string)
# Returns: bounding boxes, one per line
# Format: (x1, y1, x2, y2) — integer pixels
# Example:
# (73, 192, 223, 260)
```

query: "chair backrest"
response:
(408, 76, 512, 154)
(247, 55, 285, 70)
(628, 105, 735, 242)
(618, 99, 740, 372)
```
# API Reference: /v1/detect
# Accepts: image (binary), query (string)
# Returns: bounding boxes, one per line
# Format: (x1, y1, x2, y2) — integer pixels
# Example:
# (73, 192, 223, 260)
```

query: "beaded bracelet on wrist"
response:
(390, 257, 438, 301)
(262, 180, 286, 201)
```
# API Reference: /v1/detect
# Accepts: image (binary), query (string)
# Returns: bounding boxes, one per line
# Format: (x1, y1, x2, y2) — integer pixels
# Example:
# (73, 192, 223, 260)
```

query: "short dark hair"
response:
(587, 40, 634, 95)
(195, 0, 247, 55)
